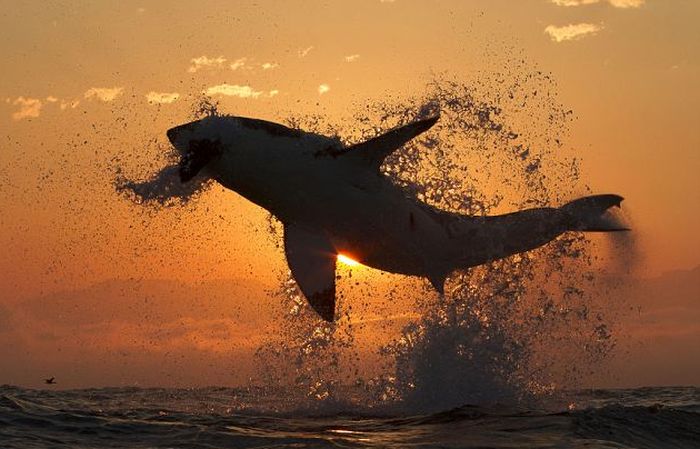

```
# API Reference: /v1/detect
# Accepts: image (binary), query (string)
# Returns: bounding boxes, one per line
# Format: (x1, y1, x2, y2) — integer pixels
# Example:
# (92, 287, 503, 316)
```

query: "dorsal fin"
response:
(344, 114, 440, 171)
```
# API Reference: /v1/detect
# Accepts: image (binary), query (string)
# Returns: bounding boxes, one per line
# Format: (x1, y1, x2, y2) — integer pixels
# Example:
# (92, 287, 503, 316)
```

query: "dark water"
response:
(1, 385, 698, 449)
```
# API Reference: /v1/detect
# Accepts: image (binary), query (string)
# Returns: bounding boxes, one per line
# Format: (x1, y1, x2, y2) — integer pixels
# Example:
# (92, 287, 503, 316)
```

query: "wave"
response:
(1, 386, 697, 449)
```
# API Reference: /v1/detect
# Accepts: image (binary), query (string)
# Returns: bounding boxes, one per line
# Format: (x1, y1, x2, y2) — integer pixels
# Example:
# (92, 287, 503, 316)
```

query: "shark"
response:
(166, 113, 627, 321)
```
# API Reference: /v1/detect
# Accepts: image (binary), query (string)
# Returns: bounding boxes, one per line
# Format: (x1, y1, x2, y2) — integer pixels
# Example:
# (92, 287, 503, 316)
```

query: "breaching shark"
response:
(167, 113, 627, 321)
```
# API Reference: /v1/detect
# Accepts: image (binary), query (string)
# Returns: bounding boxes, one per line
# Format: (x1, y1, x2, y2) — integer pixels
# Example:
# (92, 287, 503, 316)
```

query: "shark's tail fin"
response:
(560, 194, 629, 232)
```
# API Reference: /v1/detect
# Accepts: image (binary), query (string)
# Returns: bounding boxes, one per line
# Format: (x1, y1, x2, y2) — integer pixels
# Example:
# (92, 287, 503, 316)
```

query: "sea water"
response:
(1, 385, 698, 448)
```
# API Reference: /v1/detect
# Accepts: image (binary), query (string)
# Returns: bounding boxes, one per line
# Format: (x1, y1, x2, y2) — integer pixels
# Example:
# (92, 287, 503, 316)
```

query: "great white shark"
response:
(167, 113, 627, 321)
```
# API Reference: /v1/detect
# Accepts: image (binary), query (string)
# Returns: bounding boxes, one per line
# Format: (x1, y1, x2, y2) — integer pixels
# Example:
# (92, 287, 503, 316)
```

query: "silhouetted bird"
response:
(44, 377, 56, 385)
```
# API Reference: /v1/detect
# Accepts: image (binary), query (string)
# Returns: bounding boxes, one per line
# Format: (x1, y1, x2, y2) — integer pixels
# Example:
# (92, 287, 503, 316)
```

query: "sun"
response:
(337, 253, 360, 267)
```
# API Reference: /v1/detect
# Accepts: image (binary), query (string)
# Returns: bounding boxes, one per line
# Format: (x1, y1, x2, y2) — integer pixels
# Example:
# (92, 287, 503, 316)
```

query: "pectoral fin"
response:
(283, 224, 337, 321)
(428, 272, 447, 295)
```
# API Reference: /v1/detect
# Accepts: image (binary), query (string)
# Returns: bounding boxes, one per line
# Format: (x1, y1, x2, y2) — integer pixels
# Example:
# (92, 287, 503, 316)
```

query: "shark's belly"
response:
(319, 185, 449, 277)
(216, 159, 449, 277)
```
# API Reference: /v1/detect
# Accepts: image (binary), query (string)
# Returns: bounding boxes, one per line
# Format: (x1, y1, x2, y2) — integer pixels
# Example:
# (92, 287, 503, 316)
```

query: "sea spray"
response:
(252, 76, 624, 412)
(114, 97, 220, 206)
(115, 76, 628, 413)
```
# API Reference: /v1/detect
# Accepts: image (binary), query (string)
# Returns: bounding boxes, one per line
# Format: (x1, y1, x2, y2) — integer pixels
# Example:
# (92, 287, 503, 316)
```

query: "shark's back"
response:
(235, 117, 305, 139)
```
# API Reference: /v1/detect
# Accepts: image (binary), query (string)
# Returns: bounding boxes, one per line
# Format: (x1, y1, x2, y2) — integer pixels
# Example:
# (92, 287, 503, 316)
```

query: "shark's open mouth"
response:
(166, 122, 222, 183)
(177, 138, 222, 182)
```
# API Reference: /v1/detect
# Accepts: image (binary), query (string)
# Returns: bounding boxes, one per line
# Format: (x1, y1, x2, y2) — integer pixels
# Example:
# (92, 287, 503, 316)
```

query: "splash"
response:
(115, 163, 213, 206)
(114, 76, 628, 413)
(114, 96, 218, 206)
(254, 74, 625, 413)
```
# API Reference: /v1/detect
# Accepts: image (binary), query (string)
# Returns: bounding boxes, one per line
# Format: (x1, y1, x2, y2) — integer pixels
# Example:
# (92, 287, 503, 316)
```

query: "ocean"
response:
(1, 385, 698, 448)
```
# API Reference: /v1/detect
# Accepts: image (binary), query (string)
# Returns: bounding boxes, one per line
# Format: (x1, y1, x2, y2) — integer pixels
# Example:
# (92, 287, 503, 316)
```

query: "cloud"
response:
(205, 84, 278, 98)
(11, 97, 42, 120)
(550, 0, 644, 7)
(298, 46, 314, 58)
(11, 94, 81, 118)
(261, 62, 278, 70)
(188, 55, 226, 73)
(344, 54, 360, 63)
(545, 23, 601, 42)
(60, 99, 80, 110)
(145, 91, 180, 104)
(0, 278, 278, 387)
(84, 87, 124, 102)
(318, 84, 330, 95)
(608, 0, 644, 7)
(551, 0, 598, 5)
(230, 57, 247, 71)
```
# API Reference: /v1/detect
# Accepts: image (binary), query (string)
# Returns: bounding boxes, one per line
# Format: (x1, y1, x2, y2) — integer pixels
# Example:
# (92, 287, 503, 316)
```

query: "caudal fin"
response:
(560, 194, 630, 232)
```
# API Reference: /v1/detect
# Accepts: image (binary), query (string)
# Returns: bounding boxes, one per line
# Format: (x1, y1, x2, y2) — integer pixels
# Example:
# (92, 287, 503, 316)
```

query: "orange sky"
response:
(0, 0, 698, 389)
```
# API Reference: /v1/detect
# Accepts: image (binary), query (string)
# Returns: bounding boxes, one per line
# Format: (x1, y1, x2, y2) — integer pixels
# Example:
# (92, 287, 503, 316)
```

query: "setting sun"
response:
(337, 253, 360, 267)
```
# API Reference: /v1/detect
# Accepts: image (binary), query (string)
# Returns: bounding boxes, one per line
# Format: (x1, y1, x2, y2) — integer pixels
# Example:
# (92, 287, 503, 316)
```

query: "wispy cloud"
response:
(190, 56, 280, 73)
(146, 91, 180, 104)
(12, 94, 74, 117)
(318, 84, 330, 95)
(551, 0, 598, 5)
(188, 55, 226, 73)
(205, 84, 278, 99)
(60, 99, 80, 110)
(550, 0, 644, 7)
(230, 57, 247, 71)
(84, 87, 124, 102)
(298, 46, 314, 58)
(607, 0, 644, 7)
(11, 97, 42, 120)
(545, 23, 601, 42)
(344, 54, 360, 63)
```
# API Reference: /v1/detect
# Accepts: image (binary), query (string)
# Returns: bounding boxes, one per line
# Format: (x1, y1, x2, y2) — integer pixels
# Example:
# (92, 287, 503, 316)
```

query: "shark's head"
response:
(167, 117, 225, 183)
(167, 115, 307, 183)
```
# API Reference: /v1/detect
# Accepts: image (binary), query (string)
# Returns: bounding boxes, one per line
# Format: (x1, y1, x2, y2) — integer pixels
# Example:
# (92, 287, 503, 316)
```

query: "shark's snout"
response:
(166, 123, 196, 151)
(166, 127, 179, 144)
(167, 121, 223, 183)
